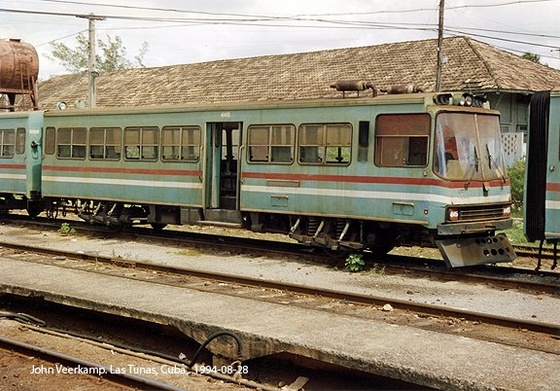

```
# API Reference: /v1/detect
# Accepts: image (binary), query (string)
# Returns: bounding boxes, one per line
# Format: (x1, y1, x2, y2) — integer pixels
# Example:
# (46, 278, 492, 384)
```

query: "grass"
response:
(504, 219, 528, 245)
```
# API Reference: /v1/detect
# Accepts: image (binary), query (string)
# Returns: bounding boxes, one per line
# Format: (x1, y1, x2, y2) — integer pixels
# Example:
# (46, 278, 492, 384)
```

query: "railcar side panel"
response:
(545, 91, 560, 240)
(546, 91, 560, 239)
(42, 110, 204, 208)
(0, 111, 42, 204)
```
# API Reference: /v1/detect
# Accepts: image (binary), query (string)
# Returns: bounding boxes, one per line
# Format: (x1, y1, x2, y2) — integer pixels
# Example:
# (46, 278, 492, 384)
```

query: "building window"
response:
(161, 126, 201, 162)
(375, 114, 429, 167)
(248, 124, 295, 163)
(90, 127, 122, 160)
(57, 127, 87, 159)
(0, 129, 15, 158)
(299, 123, 352, 165)
(124, 126, 159, 160)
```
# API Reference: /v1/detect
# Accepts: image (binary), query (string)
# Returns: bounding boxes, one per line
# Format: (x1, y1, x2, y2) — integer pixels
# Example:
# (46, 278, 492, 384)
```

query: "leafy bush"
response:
(58, 222, 75, 236)
(345, 253, 365, 272)
(508, 159, 525, 215)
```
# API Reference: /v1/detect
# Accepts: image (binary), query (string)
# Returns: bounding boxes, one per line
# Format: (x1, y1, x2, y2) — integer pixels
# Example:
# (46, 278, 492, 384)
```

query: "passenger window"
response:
(248, 124, 295, 163)
(124, 126, 159, 161)
(162, 126, 201, 162)
(57, 127, 86, 159)
(90, 127, 122, 160)
(374, 114, 430, 167)
(299, 123, 351, 165)
(0, 129, 15, 158)
(16, 128, 25, 154)
(45, 127, 55, 155)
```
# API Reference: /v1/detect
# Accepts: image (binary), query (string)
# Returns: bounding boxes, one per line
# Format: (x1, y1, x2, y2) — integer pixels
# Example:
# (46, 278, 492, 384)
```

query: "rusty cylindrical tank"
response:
(0, 39, 39, 92)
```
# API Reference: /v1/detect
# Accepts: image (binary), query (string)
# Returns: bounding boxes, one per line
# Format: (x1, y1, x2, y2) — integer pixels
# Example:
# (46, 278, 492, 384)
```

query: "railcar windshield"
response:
(434, 113, 507, 182)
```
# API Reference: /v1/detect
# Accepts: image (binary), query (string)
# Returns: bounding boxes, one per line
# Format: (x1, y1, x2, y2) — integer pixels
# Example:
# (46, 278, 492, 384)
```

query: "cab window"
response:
(374, 114, 430, 166)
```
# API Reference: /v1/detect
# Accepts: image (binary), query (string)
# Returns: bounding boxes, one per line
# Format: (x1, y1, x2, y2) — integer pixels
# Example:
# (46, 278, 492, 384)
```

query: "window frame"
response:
(247, 124, 295, 164)
(374, 114, 430, 167)
(89, 127, 122, 161)
(56, 127, 87, 160)
(0, 129, 15, 158)
(161, 125, 201, 162)
(124, 126, 159, 161)
(298, 123, 352, 166)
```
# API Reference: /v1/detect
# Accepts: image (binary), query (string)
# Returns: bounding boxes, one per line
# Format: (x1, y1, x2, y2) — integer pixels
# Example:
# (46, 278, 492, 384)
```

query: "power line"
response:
(2, 5, 558, 59)
(31, 0, 560, 17)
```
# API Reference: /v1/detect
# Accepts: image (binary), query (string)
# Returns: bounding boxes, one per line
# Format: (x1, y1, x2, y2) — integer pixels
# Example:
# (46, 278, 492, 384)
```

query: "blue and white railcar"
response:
(0, 88, 516, 267)
(0, 110, 42, 215)
(525, 89, 560, 268)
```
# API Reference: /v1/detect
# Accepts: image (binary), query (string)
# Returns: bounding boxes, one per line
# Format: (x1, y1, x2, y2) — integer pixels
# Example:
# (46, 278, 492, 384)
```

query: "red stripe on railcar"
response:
(241, 171, 508, 189)
(42, 165, 201, 177)
(546, 182, 560, 192)
(0, 164, 26, 170)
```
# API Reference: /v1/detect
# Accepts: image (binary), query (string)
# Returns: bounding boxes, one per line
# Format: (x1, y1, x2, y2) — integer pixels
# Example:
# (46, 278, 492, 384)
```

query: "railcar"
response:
(0, 110, 43, 215)
(525, 88, 560, 268)
(0, 87, 515, 267)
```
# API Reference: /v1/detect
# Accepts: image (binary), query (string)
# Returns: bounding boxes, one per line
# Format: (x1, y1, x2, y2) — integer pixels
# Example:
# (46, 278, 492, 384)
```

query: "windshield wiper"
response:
(465, 146, 479, 189)
(486, 143, 507, 183)
(486, 144, 492, 169)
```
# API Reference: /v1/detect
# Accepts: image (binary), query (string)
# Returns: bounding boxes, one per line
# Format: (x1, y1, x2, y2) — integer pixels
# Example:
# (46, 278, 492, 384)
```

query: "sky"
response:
(1, 0, 559, 80)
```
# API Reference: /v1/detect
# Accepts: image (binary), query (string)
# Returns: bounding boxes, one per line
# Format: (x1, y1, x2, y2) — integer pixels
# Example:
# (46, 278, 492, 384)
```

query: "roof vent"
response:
(380, 84, 423, 94)
(330, 80, 376, 97)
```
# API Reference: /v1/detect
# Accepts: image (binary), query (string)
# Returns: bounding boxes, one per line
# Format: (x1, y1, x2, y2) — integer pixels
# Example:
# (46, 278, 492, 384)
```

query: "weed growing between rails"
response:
(58, 223, 76, 236)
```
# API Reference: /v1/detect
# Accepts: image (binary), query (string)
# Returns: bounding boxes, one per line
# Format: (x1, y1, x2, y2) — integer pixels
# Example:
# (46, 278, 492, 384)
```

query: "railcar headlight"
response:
(447, 208, 460, 221)
(459, 93, 473, 106)
(472, 95, 487, 107)
(434, 93, 453, 105)
(503, 205, 511, 217)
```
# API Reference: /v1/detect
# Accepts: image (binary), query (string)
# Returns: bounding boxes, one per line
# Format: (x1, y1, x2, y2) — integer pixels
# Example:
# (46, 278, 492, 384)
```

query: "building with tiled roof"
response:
(19, 36, 560, 163)
(36, 36, 560, 110)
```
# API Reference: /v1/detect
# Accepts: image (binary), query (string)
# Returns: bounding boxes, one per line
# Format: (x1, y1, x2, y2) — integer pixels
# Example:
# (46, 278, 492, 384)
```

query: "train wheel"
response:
(26, 201, 43, 218)
(363, 225, 399, 256)
(150, 223, 167, 231)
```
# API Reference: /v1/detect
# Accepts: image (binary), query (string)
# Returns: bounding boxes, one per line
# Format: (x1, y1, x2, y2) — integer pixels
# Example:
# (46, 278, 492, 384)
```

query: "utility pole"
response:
(435, 0, 445, 91)
(78, 13, 105, 108)
(552, 48, 560, 70)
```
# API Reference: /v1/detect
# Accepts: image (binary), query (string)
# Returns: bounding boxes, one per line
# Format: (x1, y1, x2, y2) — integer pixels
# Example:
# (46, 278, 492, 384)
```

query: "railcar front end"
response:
(240, 91, 515, 267)
(428, 99, 515, 267)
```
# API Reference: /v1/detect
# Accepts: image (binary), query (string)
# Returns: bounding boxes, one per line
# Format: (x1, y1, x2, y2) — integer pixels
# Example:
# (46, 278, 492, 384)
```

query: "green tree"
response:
(49, 33, 148, 74)
(522, 52, 541, 63)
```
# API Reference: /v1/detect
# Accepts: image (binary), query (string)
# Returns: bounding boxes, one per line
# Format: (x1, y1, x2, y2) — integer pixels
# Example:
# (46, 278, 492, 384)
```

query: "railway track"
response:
(8, 213, 560, 282)
(0, 329, 188, 391)
(0, 235, 558, 351)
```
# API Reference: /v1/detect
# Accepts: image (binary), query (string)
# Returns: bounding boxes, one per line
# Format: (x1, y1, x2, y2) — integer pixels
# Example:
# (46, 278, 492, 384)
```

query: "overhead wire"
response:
(1, 1, 558, 66)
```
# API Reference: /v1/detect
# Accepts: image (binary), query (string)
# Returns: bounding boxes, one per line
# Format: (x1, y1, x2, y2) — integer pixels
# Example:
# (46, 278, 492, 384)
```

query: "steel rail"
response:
(0, 334, 186, 391)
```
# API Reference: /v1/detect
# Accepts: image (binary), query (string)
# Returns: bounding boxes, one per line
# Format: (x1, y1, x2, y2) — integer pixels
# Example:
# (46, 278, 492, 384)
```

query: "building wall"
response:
(487, 92, 529, 165)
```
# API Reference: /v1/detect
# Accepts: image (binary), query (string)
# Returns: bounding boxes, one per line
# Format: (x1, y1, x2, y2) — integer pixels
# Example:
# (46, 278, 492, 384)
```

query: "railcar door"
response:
(26, 111, 43, 215)
(205, 122, 242, 211)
